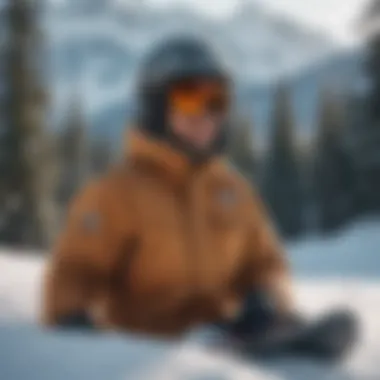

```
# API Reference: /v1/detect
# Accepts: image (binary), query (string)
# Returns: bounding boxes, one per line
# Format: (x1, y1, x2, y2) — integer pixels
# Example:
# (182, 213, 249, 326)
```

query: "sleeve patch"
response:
(80, 212, 102, 233)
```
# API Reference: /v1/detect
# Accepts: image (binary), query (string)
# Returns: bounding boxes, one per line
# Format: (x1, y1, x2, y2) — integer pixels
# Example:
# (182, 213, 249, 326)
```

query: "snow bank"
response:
(0, 251, 44, 322)
(0, 218, 380, 380)
(287, 218, 380, 279)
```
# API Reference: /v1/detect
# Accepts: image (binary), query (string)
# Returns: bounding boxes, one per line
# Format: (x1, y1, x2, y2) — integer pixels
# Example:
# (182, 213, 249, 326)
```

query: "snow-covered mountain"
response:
(46, 0, 337, 86)
(41, 0, 352, 140)
(240, 49, 364, 142)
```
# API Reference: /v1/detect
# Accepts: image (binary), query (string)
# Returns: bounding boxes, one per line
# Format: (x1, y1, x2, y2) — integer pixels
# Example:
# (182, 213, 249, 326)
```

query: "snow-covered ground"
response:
(0, 218, 380, 380)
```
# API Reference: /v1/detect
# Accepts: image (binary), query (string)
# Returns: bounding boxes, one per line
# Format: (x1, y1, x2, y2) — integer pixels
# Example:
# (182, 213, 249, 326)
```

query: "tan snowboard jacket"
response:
(42, 129, 292, 337)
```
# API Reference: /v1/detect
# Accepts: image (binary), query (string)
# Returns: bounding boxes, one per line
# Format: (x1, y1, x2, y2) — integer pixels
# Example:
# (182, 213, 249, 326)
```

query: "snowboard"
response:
(210, 310, 359, 363)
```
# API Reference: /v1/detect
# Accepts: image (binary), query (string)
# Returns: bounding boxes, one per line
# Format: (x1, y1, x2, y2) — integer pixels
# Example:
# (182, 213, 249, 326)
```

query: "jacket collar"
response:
(125, 129, 224, 185)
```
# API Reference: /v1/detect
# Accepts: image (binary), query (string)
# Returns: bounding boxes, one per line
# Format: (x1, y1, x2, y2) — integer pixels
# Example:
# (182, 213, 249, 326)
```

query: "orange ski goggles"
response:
(168, 79, 229, 116)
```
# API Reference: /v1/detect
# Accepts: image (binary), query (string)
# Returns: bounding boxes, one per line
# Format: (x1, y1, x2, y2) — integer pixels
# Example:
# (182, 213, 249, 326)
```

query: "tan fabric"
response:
(42, 129, 292, 338)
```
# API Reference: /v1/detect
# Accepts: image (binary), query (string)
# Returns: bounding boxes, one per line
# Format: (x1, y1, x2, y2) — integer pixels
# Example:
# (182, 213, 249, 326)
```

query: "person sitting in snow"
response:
(42, 37, 356, 359)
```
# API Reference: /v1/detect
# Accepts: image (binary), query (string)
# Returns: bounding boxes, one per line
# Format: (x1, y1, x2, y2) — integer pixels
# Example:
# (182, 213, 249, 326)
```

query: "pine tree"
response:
(90, 137, 112, 177)
(262, 82, 303, 238)
(0, 0, 58, 248)
(344, 92, 368, 217)
(58, 97, 90, 207)
(229, 115, 257, 183)
(313, 89, 356, 233)
(356, 0, 380, 212)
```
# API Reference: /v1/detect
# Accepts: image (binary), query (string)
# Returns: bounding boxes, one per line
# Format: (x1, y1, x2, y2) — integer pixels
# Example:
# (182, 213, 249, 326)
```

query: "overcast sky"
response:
(149, 0, 370, 45)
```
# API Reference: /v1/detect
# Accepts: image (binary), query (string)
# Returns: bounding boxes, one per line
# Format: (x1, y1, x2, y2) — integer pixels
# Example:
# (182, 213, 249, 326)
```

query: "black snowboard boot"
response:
(216, 292, 358, 362)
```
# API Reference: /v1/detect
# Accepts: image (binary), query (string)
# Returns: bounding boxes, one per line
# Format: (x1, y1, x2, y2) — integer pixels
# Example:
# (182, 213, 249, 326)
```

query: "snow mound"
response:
(0, 251, 43, 322)
(0, 218, 380, 380)
(287, 218, 380, 278)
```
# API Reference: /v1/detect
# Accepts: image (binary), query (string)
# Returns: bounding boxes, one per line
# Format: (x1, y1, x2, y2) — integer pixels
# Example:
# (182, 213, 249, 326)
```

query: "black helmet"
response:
(135, 36, 232, 159)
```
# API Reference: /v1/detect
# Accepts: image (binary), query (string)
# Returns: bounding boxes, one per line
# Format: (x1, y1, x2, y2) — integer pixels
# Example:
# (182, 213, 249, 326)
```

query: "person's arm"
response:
(239, 187, 294, 316)
(42, 180, 119, 329)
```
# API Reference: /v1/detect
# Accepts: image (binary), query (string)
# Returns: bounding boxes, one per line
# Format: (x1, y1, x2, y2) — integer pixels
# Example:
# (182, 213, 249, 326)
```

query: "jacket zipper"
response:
(182, 169, 199, 299)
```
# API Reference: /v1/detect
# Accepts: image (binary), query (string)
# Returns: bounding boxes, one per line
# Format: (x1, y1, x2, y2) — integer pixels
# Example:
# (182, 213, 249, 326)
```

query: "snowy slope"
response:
(288, 218, 380, 279)
(0, 218, 380, 380)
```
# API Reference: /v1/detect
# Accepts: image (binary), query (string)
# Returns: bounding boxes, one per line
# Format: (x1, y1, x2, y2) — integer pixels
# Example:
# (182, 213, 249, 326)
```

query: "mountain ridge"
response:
(38, 0, 363, 144)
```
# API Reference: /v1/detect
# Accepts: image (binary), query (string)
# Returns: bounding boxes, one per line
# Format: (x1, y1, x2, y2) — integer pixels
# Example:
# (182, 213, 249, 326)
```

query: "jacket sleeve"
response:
(42, 180, 120, 327)
(239, 187, 294, 315)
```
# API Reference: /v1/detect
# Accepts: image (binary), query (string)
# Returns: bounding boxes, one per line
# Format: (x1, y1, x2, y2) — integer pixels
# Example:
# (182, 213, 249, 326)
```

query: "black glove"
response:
(231, 292, 278, 335)
(56, 312, 96, 331)
(214, 292, 277, 336)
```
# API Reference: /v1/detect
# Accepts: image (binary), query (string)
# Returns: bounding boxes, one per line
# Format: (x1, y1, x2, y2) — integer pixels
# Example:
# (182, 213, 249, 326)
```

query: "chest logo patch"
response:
(217, 187, 237, 208)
